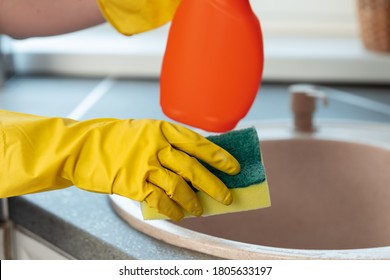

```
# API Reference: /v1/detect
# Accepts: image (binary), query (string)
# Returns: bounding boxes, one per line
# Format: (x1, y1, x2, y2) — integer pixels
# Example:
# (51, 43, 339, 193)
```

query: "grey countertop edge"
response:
(8, 188, 217, 260)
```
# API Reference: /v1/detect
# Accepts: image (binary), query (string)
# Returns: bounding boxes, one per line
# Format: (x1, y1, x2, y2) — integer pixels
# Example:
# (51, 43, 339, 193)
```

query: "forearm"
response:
(0, 0, 105, 39)
(0, 111, 75, 197)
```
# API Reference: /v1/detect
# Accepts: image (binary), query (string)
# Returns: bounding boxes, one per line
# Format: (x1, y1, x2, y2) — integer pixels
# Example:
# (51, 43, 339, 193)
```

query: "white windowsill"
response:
(6, 25, 390, 84)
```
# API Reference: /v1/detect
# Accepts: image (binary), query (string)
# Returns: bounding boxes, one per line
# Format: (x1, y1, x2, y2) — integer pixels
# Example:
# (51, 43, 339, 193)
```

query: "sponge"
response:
(141, 127, 271, 219)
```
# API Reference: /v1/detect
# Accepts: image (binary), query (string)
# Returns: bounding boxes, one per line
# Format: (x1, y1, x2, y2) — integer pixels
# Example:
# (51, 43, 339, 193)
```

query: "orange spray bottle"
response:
(160, 0, 264, 132)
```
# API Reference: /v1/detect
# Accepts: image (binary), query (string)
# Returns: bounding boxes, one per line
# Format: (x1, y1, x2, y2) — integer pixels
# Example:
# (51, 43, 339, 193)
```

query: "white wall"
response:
(250, 0, 358, 36)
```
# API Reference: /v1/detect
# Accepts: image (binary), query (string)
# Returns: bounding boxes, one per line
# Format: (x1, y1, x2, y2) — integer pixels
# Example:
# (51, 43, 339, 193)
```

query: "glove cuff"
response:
(97, 0, 181, 35)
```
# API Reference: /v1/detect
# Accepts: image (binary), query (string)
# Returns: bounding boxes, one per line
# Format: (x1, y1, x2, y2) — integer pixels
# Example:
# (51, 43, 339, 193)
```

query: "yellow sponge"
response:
(141, 127, 271, 220)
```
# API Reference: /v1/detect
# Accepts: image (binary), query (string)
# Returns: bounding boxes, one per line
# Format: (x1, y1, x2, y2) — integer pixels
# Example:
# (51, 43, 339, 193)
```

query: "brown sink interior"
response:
(175, 139, 390, 250)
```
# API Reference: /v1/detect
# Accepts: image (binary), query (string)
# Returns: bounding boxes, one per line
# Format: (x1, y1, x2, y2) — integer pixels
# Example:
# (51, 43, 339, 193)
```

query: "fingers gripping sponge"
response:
(141, 127, 271, 219)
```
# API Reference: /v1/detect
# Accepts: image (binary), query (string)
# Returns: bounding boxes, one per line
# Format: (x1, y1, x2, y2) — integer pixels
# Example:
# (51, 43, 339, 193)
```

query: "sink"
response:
(109, 120, 390, 259)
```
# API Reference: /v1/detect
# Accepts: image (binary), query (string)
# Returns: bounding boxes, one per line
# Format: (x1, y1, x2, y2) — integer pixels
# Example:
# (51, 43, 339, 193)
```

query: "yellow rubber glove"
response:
(97, 0, 181, 35)
(0, 110, 240, 221)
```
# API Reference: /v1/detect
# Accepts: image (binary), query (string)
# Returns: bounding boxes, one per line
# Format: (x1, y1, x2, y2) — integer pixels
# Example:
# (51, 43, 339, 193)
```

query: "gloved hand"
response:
(97, 0, 181, 35)
(0, 110, 240, 221)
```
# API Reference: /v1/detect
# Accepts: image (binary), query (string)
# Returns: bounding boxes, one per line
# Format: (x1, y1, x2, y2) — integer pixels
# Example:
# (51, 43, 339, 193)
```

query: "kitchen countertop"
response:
(2, 75, 390, 259)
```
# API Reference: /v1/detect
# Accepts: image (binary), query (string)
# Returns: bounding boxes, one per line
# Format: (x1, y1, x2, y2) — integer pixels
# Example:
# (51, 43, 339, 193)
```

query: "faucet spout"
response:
(289, 84, 329, 132)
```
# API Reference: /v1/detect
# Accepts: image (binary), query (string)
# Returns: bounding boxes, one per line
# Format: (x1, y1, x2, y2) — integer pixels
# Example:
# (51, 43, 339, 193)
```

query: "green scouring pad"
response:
(141, 127, 271, 219)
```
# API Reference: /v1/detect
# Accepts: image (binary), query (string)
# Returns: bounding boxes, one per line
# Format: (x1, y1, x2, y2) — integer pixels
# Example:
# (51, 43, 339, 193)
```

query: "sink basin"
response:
(109, 120, 390, 259)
